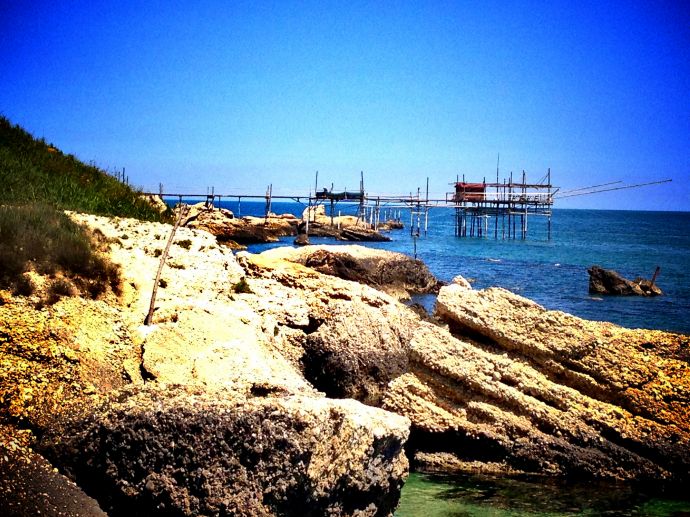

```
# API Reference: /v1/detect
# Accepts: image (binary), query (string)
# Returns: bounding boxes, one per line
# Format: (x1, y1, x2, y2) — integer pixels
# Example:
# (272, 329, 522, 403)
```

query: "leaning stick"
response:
(144, 205, 188, 325)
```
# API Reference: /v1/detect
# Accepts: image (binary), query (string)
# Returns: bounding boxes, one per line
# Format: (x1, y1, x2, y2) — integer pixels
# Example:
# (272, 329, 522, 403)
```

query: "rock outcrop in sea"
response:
(588, 265, 663, 296)
(385, 284, 689, 482)
(258, 244, 441, 300)
(1, 213, 688, 515)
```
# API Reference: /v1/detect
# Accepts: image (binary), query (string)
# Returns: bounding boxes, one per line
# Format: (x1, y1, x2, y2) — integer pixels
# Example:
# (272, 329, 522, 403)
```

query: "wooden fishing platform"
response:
(143, 171, 670, 243)
(449, 169, 555, 239)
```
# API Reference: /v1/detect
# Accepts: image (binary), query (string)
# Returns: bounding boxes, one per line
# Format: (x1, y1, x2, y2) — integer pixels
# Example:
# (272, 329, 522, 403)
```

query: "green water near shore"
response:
(396, 472, 690, 516)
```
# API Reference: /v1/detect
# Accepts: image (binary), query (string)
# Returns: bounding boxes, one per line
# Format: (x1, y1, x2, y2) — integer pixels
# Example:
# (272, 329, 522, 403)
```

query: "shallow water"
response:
(395, 473, 690, 516)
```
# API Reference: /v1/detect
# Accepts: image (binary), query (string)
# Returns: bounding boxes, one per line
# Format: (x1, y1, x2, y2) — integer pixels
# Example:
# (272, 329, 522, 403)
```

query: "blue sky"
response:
(2, 1, 688, 210)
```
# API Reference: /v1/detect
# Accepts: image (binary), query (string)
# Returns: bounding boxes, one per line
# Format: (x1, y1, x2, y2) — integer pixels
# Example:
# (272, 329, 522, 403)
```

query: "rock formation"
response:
(260, 245, 440, 300)
(588, 265, 662, 296)
(1, 213, 413, 516)
(177, 203, 394, 246)
(382, 284, 689, 483)
(179, 202, 296, 246)
(42, 385, 409, 517)
(139, 194, 169, 215)
(2, 211, 689, 516)
(303, 205, 393, 242)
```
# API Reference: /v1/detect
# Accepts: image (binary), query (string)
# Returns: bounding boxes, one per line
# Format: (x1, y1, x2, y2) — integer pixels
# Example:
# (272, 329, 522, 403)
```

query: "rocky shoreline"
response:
(180, 202, 395, 247)
(1, 213, 688, 515)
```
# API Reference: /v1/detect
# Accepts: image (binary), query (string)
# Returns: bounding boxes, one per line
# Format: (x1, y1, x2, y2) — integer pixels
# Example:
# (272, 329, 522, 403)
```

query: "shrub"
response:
(0, 204, 121, 299)
(233, 277, 252, 294)
(47, 278, 75, 304)
(13, 275, 35, 297)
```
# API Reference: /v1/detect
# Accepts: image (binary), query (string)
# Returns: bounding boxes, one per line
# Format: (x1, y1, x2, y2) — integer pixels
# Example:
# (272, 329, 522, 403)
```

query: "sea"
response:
(183, 198, 690, 515)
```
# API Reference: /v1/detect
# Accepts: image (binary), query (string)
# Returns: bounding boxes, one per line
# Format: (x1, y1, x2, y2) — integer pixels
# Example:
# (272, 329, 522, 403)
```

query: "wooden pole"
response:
(145, 205, 188, 325)
(495, 154, 499, 239)
(650, 266, 661, 288)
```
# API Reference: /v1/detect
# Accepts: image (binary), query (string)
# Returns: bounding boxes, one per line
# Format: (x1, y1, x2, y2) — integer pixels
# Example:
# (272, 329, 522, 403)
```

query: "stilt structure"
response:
(451, 169, 554, 240)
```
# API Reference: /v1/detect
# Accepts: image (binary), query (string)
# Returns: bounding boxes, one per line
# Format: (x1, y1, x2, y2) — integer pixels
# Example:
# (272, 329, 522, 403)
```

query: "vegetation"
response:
(233, 277, 252, 294)
(0, 204, 121, 302)
(0, 116, 169, 302)
(176, 238, 193, 250)
(0, 116, 168, 220)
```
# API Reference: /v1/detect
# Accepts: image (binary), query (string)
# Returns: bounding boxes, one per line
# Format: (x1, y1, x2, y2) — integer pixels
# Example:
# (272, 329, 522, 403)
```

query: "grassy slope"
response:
(0, 116, 169, 296)
(0, 116, 166, 220)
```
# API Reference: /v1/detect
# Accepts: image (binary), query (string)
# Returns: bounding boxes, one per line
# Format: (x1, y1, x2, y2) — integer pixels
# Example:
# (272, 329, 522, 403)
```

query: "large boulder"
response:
(382, 284, 690, 483)
(239, 252, 420, 405)
(259, 245, 440, 300)
(41, 385, 409, 517)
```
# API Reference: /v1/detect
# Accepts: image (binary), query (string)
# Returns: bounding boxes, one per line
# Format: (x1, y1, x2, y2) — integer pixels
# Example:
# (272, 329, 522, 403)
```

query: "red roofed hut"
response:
(453, 182, 486, 202)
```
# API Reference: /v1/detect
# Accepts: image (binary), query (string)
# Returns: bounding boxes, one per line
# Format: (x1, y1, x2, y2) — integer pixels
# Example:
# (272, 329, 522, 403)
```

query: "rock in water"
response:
(293, 233, 310, 246)
(180, 202, 296, 245)
(588, 265, 662, 296)
(42, 386, 409, 517)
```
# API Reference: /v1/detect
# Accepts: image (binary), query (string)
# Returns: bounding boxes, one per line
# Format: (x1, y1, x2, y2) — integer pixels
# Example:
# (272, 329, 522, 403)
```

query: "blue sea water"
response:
(181, 199, 690, 514)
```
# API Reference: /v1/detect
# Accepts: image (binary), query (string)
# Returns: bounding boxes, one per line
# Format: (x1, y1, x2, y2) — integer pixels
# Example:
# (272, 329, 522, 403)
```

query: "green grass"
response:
(0, 204, 121, 302)
(0, 116, 169, 221)
(0, 116, 170, 301)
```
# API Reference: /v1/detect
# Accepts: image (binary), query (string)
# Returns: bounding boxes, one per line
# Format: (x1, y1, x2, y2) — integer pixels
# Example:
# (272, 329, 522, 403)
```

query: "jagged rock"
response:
(241, 253, 419, 405)
(139, 194, 169, 215)
(383, 284, 690, 483)
(634, 277, 663, 296)
(40, 385, 409, 517)
(379, 220, 404, 230)
(588, 265, 662, 296)
(303, 205, 394, 241)
(339, 227, 392, 242)
(260, 245, 440, 300)
(451, 274, 472, 289)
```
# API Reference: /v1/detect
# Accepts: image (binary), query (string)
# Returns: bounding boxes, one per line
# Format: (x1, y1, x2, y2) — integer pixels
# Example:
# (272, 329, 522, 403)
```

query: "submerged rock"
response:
(588, 265, 662, 296)
(294, 233, 310, 246)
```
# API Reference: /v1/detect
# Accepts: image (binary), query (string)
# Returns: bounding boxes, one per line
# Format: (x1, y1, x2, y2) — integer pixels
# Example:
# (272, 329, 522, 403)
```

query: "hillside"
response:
(0, 116, 166, 219)
(0, 116, 169, 301)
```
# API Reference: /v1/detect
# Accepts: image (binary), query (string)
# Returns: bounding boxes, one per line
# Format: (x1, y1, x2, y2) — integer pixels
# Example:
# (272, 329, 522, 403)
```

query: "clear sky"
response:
(2, 1, 689, 210)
